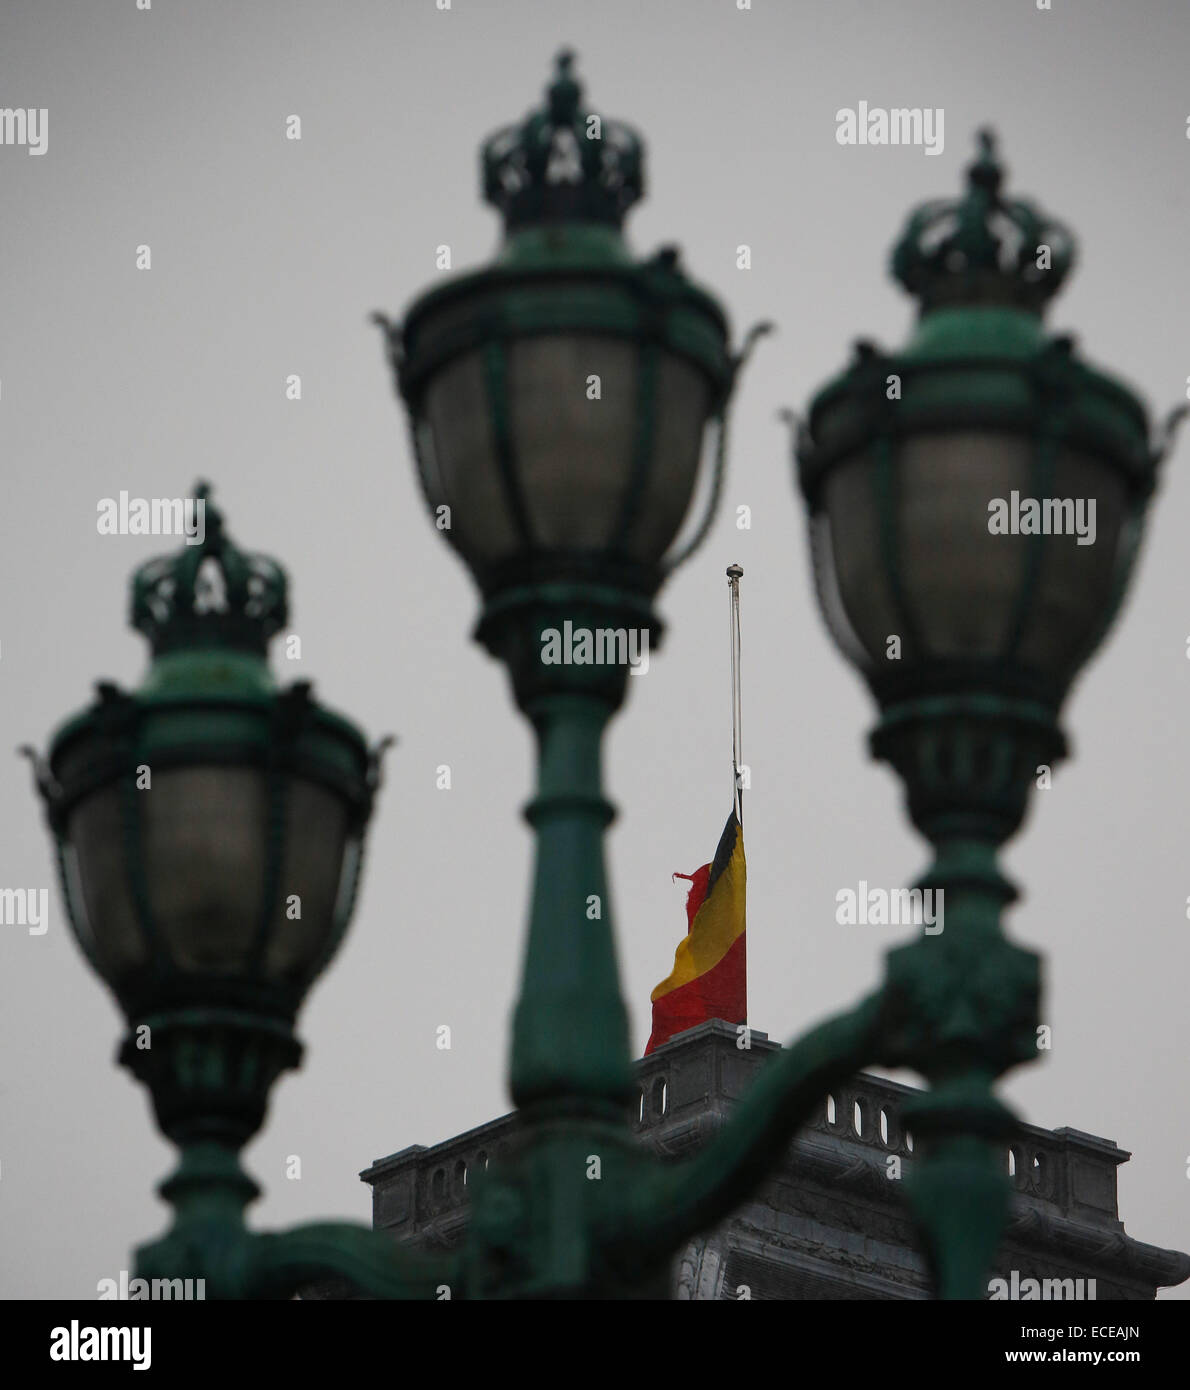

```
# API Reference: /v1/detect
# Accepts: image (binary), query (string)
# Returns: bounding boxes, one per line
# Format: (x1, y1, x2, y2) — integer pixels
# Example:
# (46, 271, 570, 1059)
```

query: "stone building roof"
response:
(356, 1020, 1190, 1300)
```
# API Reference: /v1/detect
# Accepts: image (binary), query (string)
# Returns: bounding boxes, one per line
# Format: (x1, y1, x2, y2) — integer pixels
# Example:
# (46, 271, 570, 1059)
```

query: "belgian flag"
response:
(645, 809, 746, 1054)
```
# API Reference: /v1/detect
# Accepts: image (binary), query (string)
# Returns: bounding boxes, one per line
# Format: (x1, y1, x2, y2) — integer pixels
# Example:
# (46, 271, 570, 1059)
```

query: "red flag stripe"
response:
(645, 932, 746, 1054)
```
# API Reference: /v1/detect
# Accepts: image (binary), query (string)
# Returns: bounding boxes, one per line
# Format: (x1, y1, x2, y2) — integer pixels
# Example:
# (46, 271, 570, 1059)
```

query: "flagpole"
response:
(727, 563, 743, 827)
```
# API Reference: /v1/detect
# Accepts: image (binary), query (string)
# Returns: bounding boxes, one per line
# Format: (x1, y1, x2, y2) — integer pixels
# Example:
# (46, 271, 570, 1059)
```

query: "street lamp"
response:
(378, 100, 1179, 1299)
(378, 48, 766, 1115)
(381, 55, 1174, 1304)
(791, 131, 1182, 1297)
(25, 485, 450, 1298)
(27, 80, 1172, 1301)
(376, 51, 773, 1296)
(387, 48, 746, 613)
(800, 130, 1154, 719)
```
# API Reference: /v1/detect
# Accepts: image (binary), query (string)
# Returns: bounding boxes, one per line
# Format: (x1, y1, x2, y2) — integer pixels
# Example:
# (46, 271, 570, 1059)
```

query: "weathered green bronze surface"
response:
(793, 132, 1179, 1298)
(27, 488, 440, 1299)
(28, 64, 1180, 1303)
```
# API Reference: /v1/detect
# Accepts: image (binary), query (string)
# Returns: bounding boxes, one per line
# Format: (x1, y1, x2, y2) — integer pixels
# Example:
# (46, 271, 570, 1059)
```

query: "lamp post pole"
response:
(477, 587, 651, 1115)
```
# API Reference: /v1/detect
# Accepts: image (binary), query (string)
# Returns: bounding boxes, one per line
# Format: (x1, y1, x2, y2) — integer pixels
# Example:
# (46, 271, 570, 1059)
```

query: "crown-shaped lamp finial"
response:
(481, 49, 644, 231)
(130, 482, 288, 657)
(890, 129, 1076, 313)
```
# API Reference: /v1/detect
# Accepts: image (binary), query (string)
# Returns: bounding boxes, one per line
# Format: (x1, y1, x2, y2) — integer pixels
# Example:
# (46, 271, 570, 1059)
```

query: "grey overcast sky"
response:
(2, 0, 1188, 1299)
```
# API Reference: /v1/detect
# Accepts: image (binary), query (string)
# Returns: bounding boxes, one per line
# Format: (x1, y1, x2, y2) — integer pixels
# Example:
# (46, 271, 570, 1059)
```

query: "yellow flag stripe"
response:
(650, 836, 746, 1001)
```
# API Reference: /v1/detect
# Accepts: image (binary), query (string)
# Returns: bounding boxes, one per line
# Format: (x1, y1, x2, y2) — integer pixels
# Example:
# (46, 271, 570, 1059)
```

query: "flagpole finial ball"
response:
(726, 564, 743, 581)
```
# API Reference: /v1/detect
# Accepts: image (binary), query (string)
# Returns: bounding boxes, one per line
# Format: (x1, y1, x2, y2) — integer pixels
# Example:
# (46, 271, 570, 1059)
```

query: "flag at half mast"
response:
(644, 808, 746, 1054)
(645, 563, 747, 1054)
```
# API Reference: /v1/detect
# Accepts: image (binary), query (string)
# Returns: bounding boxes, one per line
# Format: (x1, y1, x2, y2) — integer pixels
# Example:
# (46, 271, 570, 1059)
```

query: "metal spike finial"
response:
(969, 127, 1002, 192)
(547, 48, 581, 122)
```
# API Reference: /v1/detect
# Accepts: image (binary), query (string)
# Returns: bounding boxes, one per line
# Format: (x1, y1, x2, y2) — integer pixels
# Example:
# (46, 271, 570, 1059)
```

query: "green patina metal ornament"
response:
(377, 48, 767, 607)
(32, 483, 381, 1034)
(377, 49, 769, 1116)
(792, 131, 1182, 1297)
(24, 485, 457, 1298)
(797, 130, 1167, 715)
(29, 79, 1175, 1303)
(375, 70, 1176, 1304)
(375, 53, 847, 1300)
